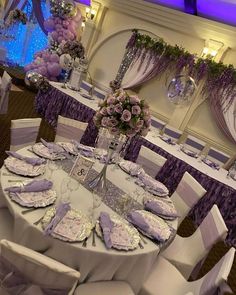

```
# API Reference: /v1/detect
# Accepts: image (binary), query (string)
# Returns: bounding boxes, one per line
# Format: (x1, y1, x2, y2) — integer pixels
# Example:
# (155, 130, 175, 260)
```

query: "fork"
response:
(82, 237, 88, 247)
(92, 228, 96, 247)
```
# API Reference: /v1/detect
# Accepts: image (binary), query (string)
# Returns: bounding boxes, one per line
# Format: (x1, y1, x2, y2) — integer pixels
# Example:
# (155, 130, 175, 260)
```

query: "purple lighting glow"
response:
(76, 0, 91, 5)
(145, 0, 185, 11)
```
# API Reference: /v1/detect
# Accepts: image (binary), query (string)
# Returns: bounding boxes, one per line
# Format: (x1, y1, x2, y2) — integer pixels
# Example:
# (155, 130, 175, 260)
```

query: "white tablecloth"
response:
(146, 131, 236, 190)
(0, 147, 177, 293)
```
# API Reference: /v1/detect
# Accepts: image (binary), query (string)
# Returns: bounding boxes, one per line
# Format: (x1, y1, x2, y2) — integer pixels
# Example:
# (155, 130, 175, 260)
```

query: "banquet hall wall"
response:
(84, 0, 236, 157)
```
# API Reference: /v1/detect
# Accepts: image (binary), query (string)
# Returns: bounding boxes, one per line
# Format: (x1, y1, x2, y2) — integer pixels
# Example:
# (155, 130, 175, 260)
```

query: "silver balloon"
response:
(167, 75, 197, 105)
(25, 71, 43, 88)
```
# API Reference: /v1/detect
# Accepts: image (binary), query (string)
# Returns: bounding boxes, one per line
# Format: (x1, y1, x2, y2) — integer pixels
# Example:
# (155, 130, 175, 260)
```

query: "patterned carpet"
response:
(0, 87, 235, 294)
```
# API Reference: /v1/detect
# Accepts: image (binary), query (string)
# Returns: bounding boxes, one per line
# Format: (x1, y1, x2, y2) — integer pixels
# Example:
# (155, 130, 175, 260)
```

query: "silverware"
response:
(82, 237, 88, 247)
(22, 208, 36, 215)
(8, 179, 25, 183)
(139, 241, 144, 249)
(2, 173, 14, 177)
(92, 228, 96, 247)
(139, 234, 147, 245)
(34, 216, 44, 226)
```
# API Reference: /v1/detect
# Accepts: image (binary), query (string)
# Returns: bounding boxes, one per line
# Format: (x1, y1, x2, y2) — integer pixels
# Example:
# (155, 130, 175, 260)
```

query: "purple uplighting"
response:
(76, 0, 91, 5)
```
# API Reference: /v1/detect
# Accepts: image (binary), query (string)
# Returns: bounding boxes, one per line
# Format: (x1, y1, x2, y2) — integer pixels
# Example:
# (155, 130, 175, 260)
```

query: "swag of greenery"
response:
(122, 29, 236, 110)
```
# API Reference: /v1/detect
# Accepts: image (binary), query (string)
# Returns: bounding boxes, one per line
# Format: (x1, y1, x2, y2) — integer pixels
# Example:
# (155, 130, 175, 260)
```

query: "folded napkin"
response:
(5, 179, 53, 193)
(202, 158, 220, 170)
(99, 212, 114, 249)
(127, 211, 150, 233)
(144, 199, 178, 220)
(137, 174, 169, 196)
(159, 136, 176, 145)
(40, 138, 65, 155)
(119, 160, 144, 176)
(44, 202, 71, 236)
(72, 141, 94, 153)
(6, 151, 46, 166)
(180, 147, 198, 158)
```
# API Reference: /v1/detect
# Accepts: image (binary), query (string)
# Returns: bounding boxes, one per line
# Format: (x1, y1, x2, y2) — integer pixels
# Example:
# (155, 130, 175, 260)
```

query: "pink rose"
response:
(141, 128, 149, 137)
(144, 118, 151, 127)
(114, 103, 123, 114)
(107, 95, 116, 105)
(100, 107, 107, 116)
(143, 107, 150, 116)
(129, 95, 140, 104)
(131, 105, 141, 115)
(101, 117, 109, 127)
(109, 127, 119, 135)
(121, 110, 132, 122)
(126, 129, 136, 137)
(136, 119, 144, 128)
(108, 117, 119, 127)
(117, 94, 126, 102)
(107, 105, 115, 115)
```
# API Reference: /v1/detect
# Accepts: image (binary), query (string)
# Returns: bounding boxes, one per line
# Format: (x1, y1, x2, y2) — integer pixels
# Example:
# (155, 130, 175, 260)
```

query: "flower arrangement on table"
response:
(59, 40, 85, 59)
(6, 9, 28, 27)
(94, 89, 151, 138)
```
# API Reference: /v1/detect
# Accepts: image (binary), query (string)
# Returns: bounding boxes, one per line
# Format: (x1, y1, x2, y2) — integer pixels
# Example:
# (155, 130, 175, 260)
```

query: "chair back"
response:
(10, 118, 41, 151)
(136, 146, 167, 178)
(184, 135, 206, 154)
(207, 147, 231, 167)
(0, 71, 12, 114)
(93, 87, 107, 100)
(171, 172, 206, 227)
(150, 116, 166, 133)
(196, 247, 235, 295)
(80, 80, 93, 93)
(55, 115, 88, 143)
(0, 239, 80, 294)
(163, 125, 183, 142)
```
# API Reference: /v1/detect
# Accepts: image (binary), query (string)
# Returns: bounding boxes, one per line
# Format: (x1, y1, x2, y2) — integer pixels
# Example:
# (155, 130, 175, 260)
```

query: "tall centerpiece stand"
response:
(89, 88, 151, 197)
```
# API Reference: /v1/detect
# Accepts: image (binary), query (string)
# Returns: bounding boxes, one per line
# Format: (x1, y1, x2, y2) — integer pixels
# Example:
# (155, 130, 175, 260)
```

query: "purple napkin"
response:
(159, 136, 176, 145)
(40, 138, 65, 154)
(5, 179, 53, 193)
(99, 212, 114, 249)
(181, 148, 198, 158)
(144, 199, 178, 219)
(6, 151, 46, 166)
(44, 202, 71, 236)
(127, 211, 150, 233)
(202, 158, 220, 170)
(137, 174, 169, 196)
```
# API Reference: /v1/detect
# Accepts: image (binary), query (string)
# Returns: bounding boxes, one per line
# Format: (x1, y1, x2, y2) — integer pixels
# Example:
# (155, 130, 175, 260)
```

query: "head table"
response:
(35, 82, 236, 246)
(0, 147, 177, 294)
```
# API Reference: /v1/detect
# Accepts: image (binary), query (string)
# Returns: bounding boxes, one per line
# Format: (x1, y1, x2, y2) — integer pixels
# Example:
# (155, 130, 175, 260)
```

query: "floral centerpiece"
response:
(94, 89, 151, 138)
(6, 9, 28, 27)
(59, 40, 85, 59)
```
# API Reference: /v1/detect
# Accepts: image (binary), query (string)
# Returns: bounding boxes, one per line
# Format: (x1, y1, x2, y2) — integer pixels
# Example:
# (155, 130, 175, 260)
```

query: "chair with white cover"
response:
(55, 115, 88, 143)
(80, 80, 93, 94)
(93, 87, 107, 100)
(171, 172, 206, 227)
(0, 71, 12, 114)
(150, 116, 166, 134)
(75, 281, 135, 295)
(206, 147, 231, 168)
(182, 135, 206, 156)
(136, 146, 167, 178)
(161, 204, 228, 279)
(0, 239, 80, 295)
(10, 118, 42, 151)
(139, 247, 235, 295)
(163, 125, 183, 142)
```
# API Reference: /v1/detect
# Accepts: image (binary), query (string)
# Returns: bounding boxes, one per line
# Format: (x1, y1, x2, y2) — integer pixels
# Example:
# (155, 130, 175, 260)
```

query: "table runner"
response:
(125, 136, 236, 247)
(35, 86, 98, 146)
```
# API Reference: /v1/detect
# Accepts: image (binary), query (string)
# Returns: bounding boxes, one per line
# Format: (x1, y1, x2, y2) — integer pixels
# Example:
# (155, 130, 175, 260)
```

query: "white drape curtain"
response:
(223, 98, 236, 143)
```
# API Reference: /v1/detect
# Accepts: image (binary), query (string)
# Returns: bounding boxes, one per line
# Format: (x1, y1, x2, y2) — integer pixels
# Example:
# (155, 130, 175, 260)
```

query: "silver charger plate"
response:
(32, 143, 66, 160)
(96, 214, 140, 251)
(9, 189, 57, 208)
(41, 207, 93, 242)
(4, 157, 46, 177)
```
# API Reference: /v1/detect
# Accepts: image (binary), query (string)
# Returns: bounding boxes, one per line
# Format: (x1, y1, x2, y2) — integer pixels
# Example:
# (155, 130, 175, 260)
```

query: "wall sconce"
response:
(84, 6, 97, 21)
(201, 39, 224, 59)
(90, 9, 96, 20)
(81, 19, 86, 31)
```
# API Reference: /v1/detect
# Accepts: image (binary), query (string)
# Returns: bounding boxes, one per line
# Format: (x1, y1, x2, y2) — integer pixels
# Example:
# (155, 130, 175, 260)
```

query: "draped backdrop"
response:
(114, 30, 236, 145)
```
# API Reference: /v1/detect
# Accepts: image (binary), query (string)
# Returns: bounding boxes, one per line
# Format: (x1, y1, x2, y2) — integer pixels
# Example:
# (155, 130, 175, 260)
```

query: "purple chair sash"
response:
(136, 155, 161, 178)
(11, 126, 39, 146)
(175, 180, 201, 208)
(164, 128, 181, 139)
(185, 138, 205, 151)
(208, 149, 230, 164)
(0, 256, 69, 295)
(56, 123, 85, 141)
(151, 119, 165, 130)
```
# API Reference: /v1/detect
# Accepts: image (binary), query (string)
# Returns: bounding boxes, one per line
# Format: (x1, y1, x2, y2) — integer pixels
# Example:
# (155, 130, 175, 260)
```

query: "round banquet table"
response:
(0, 147, 177, 294)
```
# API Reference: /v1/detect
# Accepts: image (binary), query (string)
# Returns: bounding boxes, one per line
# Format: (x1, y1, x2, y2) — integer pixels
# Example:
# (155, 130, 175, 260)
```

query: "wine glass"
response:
(60, 178, 70, 204)
(46, 160, 58, 180)
(67, 177, 80, 194)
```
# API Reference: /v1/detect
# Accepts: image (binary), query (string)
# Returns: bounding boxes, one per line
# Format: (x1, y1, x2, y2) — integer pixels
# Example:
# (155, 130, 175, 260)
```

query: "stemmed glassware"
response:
(46, 160, 59, 180)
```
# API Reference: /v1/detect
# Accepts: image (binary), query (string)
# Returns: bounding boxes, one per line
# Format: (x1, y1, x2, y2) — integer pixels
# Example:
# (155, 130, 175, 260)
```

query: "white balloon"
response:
(59, 53, 72, 70)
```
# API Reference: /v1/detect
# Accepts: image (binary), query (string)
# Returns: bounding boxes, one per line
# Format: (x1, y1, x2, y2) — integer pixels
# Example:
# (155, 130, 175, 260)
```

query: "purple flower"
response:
(117, 94, 126, 102)
(101, 117, 109, 127)
(136, 119, 144, 128)
(109, 127, 119, 135)
(114, 103, 123, 114)
(129, 95, 140, 104)
(107, 105, 115, 115)
(100, 107, 107, 116)
(121, 110, 132, 122)
(107, 96, 116, 105)
(108, 117, 119, 127)
(131, 105, 141, 115)
(126, 129, 136, 137)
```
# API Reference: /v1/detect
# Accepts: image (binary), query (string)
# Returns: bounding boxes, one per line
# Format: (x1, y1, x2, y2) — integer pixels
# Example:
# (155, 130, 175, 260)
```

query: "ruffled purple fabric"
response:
(6, 151, 46, 166)
(99, 212, 114, 249)
(124, 136, 236, 246)
(5, 179, 53, 193)
(44, 202, 71, 236)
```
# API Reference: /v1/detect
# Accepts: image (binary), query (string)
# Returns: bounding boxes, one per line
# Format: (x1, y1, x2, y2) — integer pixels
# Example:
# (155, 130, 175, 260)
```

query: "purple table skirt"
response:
(35, 86, 98, 146)
(125, 136, 236, 247)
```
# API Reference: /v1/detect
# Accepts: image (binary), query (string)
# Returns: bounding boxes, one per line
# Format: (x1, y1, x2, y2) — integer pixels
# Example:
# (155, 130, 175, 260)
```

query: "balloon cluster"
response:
(24, 1, 83, 82)
(167, 75, 197, 105)
(50, 0, 76, 19)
